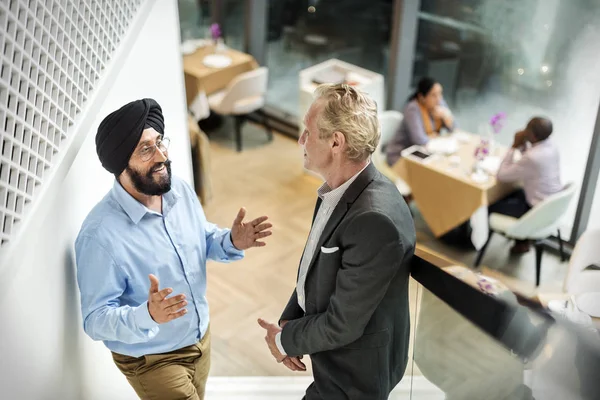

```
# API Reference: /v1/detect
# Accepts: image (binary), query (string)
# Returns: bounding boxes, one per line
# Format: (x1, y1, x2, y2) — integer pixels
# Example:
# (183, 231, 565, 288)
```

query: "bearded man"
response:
(75, 98, 271, 400)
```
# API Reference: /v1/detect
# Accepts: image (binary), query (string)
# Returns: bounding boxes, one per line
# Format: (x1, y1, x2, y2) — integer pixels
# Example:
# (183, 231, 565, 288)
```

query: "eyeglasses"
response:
(137, 136, 170, 162)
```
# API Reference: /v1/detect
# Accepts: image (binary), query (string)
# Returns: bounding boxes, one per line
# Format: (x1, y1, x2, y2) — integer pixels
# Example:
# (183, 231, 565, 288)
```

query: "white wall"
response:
(0, 1, 191, 399)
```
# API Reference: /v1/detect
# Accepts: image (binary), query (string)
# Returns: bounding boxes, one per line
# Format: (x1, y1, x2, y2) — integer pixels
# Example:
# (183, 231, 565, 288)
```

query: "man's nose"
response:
(154, 146, 168, 162)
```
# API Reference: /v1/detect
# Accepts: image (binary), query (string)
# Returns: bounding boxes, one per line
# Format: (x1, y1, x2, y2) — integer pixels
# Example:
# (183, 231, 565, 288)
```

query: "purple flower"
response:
(475, 147, 485, 161)
(490, 112, 506, 134)
(210, 23, 221, 40)
(475, 138, 491, 160)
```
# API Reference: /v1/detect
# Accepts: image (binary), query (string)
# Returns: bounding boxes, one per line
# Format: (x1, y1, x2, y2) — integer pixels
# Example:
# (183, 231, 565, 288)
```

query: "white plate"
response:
(181, 42, 197, 55)
(575, 292, 600, 317)
(426, 137, 458, 155)
(181, 39, 210, 55)
(203, 54, 232, 68)
(470, 171, 489, 183)
(478, 156, 501, 175)
(448, 155, 461, 166)
(548, 299, 567, 314)
(453, 131, 471, 143)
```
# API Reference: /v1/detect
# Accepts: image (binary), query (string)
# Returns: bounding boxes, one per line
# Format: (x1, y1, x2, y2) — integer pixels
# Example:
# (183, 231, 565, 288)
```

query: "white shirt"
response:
(497, 139, 562, 206)
(276, 162, 370, 355)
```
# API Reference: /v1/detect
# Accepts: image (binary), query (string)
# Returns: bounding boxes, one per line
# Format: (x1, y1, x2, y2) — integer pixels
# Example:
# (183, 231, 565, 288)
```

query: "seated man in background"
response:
(492, 117, 563, 253)
(385, 77, 455, 167)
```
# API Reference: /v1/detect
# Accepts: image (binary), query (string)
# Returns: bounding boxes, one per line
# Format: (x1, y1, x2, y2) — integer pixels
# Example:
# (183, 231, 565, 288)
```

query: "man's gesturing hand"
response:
(231, 207, 272, 250)
(147, 274, 187, 324)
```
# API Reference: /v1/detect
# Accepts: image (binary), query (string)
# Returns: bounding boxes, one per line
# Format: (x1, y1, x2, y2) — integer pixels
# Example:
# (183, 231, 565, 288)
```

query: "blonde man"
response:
(258, 84, 416, 399)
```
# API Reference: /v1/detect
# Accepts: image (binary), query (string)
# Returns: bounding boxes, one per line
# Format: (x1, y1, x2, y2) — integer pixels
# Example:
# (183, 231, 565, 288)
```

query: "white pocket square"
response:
(321, 246, 339, 254)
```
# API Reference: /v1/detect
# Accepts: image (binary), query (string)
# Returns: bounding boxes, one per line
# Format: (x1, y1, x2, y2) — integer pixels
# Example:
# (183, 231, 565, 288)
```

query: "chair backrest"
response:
(564, 229, 600, 295)
(378, 110, 404, 151)
(372, 110, 403, 177)
(218, 67, 269, 114)
(505, 183, 577, 239)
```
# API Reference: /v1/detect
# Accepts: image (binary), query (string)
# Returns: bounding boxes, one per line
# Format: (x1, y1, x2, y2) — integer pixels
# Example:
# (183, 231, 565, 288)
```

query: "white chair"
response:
(562, 229, 600, 318)
(474, 183, 577, 286)
(208, 66, 272, 152)
(564, 229, 600, 295)
(373, 110, 411, 197)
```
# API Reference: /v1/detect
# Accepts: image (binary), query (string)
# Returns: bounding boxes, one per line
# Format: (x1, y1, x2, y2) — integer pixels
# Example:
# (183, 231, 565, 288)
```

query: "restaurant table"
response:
(183, 45, 258, 106)
(393, 131, 517, 249)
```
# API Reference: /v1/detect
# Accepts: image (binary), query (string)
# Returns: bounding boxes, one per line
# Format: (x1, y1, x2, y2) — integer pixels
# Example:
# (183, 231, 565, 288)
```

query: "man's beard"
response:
(126, 159, 172, 196)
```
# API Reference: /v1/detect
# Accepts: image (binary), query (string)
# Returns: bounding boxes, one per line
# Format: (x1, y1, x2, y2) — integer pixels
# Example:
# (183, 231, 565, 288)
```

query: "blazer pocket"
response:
(320, 246, 339, 254)
(343, 329, 390, 350)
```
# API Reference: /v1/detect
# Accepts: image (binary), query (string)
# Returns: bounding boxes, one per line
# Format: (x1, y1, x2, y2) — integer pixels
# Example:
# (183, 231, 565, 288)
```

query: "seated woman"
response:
(385, 77, 455, 166)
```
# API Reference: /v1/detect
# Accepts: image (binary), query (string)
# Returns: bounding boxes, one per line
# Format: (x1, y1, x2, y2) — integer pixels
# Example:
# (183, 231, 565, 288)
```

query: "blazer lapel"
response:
(305, 163, 379, 276)
(312, 197, 323, 225)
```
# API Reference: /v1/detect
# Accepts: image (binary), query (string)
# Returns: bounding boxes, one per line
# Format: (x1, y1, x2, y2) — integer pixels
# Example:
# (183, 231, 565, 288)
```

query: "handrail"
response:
(409, 251, 600, 399)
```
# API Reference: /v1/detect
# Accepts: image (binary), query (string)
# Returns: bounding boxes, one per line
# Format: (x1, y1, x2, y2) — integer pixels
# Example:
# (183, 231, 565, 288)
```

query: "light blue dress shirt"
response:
(75, 175, 243, 357)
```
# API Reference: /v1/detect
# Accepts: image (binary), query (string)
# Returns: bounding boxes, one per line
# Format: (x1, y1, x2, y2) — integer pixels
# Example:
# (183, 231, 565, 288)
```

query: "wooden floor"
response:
(203, 131, 320, 376)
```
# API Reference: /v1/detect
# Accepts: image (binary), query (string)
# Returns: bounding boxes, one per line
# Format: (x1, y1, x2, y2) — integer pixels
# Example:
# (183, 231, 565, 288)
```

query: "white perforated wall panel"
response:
(0, 0, 144, 249)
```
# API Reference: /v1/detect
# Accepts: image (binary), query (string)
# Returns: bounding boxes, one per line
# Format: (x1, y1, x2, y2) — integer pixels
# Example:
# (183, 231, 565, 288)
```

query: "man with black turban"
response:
(75, 98, 272, 399)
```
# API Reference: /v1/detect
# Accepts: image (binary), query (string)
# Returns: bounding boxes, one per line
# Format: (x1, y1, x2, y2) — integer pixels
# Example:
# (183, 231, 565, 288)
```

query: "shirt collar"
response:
(318, 161, 370, 206)
(111, 179, 181, 224)
(525, 138, 551, 153)
(532, 138, 551, 147)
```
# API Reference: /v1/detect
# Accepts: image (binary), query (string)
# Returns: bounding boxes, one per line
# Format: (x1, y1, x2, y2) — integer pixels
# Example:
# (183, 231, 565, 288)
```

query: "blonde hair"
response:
(313, 84, 380, 162)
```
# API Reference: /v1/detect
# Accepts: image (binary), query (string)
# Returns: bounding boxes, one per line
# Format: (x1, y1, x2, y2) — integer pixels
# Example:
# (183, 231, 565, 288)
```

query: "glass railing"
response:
(401, 254, 600, 400)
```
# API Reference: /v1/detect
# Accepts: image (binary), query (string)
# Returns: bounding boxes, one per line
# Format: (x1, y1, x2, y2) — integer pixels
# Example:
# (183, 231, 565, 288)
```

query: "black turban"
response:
(95, 98, 165, 175)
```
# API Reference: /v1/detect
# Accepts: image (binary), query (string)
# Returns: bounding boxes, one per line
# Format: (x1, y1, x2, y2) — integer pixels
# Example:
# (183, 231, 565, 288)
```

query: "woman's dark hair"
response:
(409, 77, 438, 101)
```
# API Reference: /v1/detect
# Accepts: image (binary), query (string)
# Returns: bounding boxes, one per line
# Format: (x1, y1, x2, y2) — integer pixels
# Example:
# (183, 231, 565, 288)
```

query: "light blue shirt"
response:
(75, 175, 243, 357)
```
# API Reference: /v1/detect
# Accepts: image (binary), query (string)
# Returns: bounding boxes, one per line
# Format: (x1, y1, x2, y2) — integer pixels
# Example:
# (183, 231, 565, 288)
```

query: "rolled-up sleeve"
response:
(497, 149, 528, 182)
(200, 209, 244, 262)
(76, 236, 159, 343)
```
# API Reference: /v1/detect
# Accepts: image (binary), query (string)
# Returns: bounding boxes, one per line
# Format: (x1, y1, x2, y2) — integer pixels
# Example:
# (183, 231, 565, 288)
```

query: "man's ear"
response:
(331, 131, 346, 153)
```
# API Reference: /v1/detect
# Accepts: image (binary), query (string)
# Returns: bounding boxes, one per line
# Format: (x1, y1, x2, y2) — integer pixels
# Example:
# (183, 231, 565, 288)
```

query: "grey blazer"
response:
(280, 163, 416, 400)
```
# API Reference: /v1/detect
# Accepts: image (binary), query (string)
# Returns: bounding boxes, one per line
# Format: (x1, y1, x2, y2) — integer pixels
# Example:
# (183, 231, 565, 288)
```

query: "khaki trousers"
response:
(112, 328, 211, 400)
